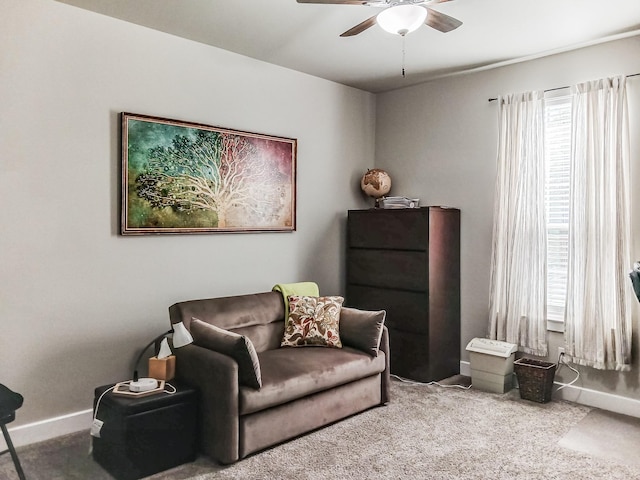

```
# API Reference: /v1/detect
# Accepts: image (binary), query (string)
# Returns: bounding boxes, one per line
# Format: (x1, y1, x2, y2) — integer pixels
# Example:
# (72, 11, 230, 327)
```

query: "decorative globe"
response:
(360, 168, 391, 199)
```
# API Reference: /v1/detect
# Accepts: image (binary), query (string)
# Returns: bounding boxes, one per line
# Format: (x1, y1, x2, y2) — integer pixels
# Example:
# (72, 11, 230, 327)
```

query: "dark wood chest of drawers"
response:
(346, 207, 460, 382)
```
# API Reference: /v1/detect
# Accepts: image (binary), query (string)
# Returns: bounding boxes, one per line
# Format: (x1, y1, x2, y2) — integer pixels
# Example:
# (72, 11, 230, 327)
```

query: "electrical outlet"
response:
(557, 346, 565, 364)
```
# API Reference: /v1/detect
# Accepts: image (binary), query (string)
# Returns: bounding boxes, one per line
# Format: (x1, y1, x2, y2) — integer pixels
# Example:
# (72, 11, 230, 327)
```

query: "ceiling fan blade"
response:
(340, 14, 378, 37)
(297, 0, 368, 4)
(425, 7, 463, 33)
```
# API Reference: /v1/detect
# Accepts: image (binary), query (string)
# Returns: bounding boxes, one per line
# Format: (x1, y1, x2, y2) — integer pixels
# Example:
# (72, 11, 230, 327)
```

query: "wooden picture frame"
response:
(120, 113, 296, 234)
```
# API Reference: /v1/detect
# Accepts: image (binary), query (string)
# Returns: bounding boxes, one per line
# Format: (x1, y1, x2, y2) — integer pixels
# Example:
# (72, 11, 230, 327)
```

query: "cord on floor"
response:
(391, 374, 472, 390)
(555, 352, 580, 392)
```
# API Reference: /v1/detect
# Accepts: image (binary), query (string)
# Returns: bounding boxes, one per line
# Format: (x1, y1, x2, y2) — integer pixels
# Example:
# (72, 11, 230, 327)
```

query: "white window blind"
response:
(544, 94, 571, 331)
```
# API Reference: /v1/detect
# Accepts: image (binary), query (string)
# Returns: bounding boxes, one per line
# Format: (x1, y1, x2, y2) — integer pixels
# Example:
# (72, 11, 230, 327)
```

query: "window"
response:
(544, 94, 571, 332)
(491, 77, 631, 366)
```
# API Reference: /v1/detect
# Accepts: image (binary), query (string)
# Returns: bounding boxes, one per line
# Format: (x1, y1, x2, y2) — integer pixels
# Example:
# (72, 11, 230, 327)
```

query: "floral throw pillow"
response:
(281, 295, 344, 348)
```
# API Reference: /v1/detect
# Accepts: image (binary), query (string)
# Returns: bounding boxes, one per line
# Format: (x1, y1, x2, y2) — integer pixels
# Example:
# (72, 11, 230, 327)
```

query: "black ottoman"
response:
(92, 383, 198, 480)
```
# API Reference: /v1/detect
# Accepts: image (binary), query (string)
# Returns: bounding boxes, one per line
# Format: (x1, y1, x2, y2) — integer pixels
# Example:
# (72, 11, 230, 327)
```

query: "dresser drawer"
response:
(347, 209, 429, 250)
(347, 249, 427, 292)
(346, 285, 429, 334)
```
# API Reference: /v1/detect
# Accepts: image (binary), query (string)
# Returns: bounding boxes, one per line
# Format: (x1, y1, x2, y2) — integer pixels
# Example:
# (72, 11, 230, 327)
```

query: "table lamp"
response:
(130, 321, 193, 392)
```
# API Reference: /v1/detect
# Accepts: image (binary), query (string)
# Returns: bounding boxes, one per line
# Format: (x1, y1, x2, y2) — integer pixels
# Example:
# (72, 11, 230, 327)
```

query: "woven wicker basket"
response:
(514, 358, 557, 403)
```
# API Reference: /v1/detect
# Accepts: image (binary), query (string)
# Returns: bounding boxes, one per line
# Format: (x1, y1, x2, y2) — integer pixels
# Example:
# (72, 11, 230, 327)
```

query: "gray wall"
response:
(0, 0, 374, 427)
(375, 35, 640, 401)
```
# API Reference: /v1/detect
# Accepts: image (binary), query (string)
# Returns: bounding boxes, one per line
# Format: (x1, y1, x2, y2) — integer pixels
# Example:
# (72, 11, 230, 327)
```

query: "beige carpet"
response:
(2, 379, 639, 479)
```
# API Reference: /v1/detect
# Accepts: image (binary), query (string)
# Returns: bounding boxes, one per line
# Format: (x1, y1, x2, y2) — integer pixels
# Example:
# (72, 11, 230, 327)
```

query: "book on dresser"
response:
(346, 206, 461, 383)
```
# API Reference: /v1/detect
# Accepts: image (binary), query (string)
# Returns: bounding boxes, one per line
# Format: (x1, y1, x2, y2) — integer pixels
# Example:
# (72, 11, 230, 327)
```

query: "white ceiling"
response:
(56, 0, 640, 93)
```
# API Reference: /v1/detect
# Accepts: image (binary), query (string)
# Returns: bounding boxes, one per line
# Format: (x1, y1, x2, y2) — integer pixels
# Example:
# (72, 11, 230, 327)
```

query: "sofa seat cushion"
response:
(239, 347, 386, 415)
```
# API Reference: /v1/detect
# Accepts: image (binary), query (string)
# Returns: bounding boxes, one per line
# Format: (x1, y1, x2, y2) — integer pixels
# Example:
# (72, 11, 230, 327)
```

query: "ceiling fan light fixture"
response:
(377, 5, 427, 36)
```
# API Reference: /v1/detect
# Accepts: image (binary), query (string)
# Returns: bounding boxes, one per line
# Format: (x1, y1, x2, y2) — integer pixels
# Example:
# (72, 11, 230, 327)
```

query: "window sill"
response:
(547, 319, 564, 333)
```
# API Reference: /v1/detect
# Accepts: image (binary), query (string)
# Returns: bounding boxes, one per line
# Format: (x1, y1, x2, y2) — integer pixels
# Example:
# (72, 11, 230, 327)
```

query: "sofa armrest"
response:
(175, 344, 240, 464)
(379, 326, 391, 404)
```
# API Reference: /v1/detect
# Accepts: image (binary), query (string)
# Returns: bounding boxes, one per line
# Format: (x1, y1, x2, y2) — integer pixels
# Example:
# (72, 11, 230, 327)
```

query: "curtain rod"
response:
(487, 72, 640, 102)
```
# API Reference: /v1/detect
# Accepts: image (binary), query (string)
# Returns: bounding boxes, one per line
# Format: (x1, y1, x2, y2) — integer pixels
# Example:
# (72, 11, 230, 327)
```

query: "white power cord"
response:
(89, 385, 116, 454)
(88, 382, 177, 455)
(391, 374, 472, 390)
(555, 352, 580, 392)
(93, 387, 114, 417)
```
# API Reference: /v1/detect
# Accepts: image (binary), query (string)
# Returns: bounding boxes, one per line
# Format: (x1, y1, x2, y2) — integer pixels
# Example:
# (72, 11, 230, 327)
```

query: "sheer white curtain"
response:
(564, 76, 632, 371)
(489, 91, 548, 356)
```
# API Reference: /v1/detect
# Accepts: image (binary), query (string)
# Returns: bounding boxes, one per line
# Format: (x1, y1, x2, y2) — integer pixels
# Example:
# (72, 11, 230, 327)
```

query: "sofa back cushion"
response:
(339, 307, 386, 357)
(169, 292, 285, 352)
(281, 295, 344, 348)
(190, 319, 262, 389)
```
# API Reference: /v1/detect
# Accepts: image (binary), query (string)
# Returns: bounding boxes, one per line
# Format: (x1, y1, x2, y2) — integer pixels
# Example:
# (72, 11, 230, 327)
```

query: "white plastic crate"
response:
(466, 338, 518, 393)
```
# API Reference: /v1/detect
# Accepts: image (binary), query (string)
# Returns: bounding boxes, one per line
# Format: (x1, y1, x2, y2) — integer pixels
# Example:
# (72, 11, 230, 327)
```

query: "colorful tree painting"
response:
(121, 114, 296, 234)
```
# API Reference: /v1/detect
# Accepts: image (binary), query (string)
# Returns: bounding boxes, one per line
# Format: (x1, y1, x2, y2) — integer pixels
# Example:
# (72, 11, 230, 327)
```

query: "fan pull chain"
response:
(402, 35, 406, 78)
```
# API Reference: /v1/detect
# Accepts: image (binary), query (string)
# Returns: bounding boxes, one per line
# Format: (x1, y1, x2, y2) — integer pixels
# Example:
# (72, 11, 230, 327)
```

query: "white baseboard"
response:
(552, 382, 640, 418)
(0, 409, 93, 450)
(460, 360, 640, 418)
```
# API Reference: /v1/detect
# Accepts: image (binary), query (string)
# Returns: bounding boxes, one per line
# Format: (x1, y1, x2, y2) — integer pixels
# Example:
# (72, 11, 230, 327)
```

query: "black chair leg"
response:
(1, 423, 26, 480)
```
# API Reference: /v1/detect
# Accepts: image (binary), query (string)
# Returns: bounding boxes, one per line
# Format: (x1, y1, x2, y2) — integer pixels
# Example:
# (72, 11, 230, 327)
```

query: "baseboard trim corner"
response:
(460, 360, 471, 377)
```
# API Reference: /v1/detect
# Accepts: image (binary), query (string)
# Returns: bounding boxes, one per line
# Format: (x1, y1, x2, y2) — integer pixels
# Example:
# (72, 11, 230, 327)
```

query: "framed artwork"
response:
(120, 113, 296, 234)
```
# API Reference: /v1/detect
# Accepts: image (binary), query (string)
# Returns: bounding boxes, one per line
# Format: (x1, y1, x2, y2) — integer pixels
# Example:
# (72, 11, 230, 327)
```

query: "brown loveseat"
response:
(169, 291, 390, 464)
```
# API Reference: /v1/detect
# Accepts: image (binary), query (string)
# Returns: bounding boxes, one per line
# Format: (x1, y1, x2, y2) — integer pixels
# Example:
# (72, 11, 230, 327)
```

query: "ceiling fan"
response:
(296, 0, 462, 37)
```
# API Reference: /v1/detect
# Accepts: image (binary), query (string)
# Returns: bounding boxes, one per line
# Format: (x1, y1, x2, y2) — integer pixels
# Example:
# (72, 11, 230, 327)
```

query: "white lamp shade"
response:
(157, 337, 173, 359)
(172, 321, 194, 348)
(377, 5, 427, 35)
